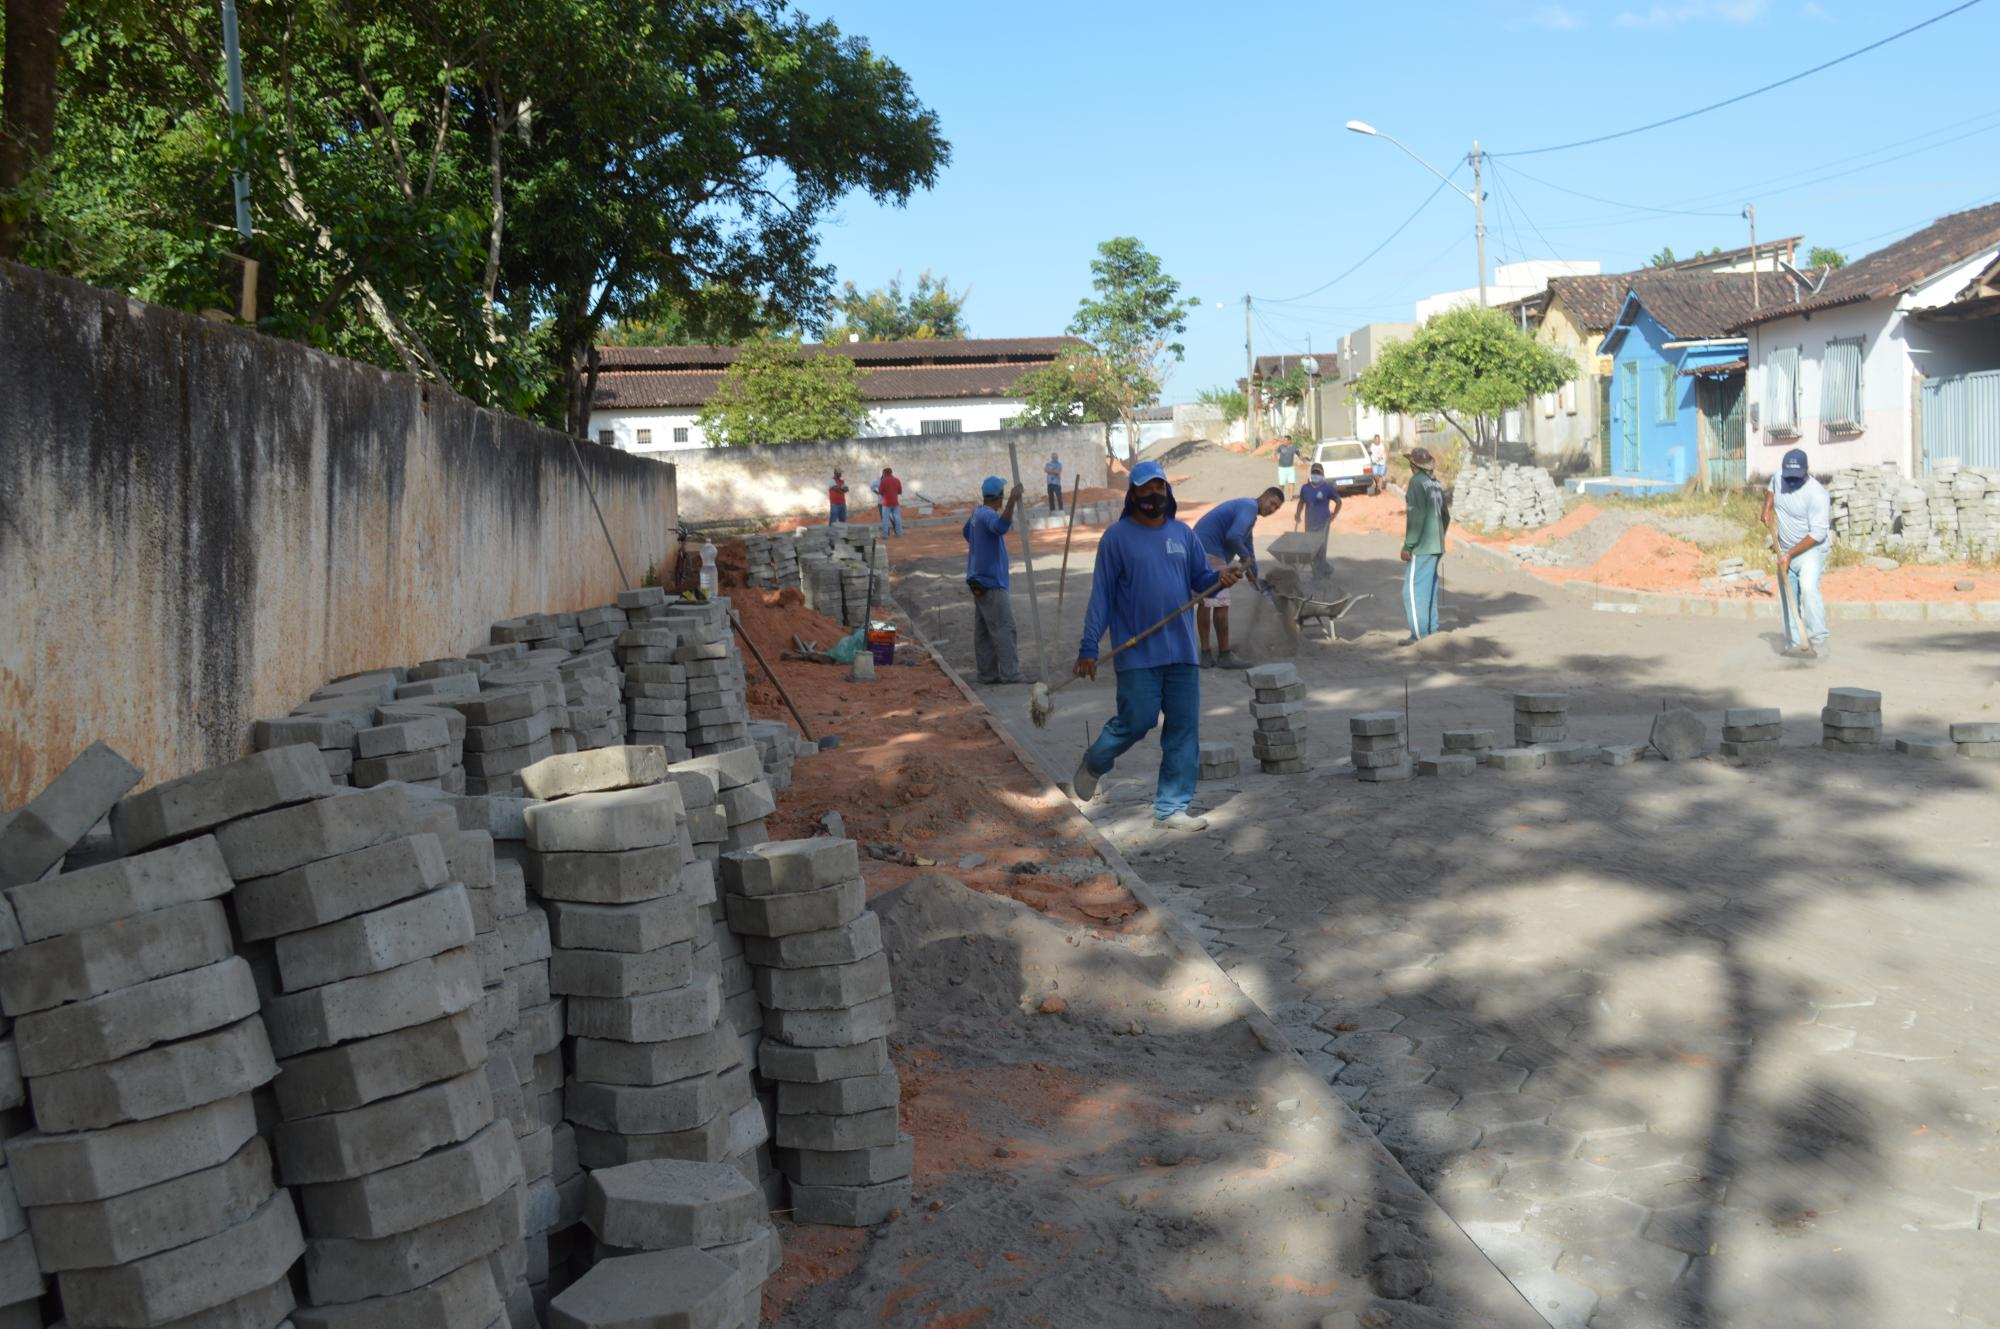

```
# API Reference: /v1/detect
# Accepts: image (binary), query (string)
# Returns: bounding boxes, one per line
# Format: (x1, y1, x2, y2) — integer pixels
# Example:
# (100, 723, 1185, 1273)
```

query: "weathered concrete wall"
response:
(668, 423, 1110, 522)
(0, 262, 676, 806)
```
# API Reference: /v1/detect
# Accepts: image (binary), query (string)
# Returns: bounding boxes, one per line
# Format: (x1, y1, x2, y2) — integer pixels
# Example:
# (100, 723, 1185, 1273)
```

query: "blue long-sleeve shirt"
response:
(1078, 518, 1220, 670)
(1193, 497, 1261, 570)
(963, 506, 1012, 589)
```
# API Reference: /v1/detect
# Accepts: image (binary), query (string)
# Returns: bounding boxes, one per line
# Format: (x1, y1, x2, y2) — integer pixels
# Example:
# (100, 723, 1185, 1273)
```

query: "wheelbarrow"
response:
(1268, 588, 1370, 642)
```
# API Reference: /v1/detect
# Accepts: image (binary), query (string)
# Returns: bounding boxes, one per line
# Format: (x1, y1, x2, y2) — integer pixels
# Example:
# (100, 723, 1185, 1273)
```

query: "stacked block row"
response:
(1246, 664, 1309, 773)
(1721, 708, 1782, 763)
(1822, 687, 1883, 752)
(1349, 712, 1411, 782)
(1513, 692, 1569, 745)
(579, 1159, 780, 1329)
(1196, 741, 1239, 781)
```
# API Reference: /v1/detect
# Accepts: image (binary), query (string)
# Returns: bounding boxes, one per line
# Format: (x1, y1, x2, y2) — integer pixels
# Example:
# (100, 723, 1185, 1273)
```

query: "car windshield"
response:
(1317, 443, 1367, 463)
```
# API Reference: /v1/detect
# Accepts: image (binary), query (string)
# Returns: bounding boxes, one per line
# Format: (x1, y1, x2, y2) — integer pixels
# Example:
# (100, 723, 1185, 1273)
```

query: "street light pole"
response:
(1347, 120, 1486, 309)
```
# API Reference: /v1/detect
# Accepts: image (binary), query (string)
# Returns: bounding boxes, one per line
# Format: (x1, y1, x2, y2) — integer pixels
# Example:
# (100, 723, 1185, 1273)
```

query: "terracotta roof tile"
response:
(1730, 201, 2000, 329)
(591, 336, 1084, 410)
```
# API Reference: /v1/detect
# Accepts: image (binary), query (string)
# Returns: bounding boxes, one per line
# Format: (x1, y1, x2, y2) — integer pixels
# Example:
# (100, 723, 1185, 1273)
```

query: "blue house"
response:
(1596, 273, 1767, 487)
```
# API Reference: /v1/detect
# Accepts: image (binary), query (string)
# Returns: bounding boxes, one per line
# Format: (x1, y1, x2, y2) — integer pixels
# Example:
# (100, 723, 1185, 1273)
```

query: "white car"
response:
(1311, 438, 1383, 495)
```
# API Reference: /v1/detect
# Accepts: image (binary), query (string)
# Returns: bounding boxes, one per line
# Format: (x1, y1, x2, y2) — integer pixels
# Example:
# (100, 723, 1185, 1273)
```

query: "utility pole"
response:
(1472, 140, 1487, 309)
(221, 0, 252, 241)
(1244, 294, 1259, 446)
(1745, 203, 1759, 310)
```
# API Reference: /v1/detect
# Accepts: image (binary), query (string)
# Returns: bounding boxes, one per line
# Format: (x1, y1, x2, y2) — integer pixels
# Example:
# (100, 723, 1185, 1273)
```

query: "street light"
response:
(1347, 120, 1486, 310)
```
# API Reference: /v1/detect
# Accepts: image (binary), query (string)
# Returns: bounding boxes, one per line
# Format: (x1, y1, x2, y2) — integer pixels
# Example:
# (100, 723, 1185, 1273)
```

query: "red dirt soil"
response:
(1524, 524, 1705, 592)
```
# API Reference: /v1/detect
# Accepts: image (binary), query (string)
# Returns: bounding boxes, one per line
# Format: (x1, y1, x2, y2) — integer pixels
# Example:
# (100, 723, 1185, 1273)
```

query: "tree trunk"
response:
(0, 0, 69, 261)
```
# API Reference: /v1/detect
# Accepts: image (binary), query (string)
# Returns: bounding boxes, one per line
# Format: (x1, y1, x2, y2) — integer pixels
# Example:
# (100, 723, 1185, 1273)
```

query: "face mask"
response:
(1782, 476, 1805, 492)
(1133, 494, 1168, 518)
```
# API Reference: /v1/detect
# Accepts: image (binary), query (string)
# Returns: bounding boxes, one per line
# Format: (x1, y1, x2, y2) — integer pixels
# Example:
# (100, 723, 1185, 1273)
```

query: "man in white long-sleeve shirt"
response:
(1762, 447, 1833, 659)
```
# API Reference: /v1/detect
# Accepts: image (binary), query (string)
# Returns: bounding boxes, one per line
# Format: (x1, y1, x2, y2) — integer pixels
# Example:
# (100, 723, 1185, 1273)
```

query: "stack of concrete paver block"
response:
(1514, 692, 1569, 745)
(1950, 722, 2000, 759)
(494, 612, 586, 657)
(661, 602, 752, 758)
(1826, 463, 1897, 552)
(1451, 462, 1563, 530)
(744, 533, 802, 592)
(583, 1159, 780, 1329)
(1439, 728, 1495, 765)
(2, 746, 330, 1329)
(722, 838, 908, 1227)
(1246, 664, 1308, 774)
(1822, 687, 1883, 752)
(351, 713, 459, 793)
(1721, 707, 1782, 763)
(1197, 741, 1239, 781)
(562, 649, 627, 751)
(548, 1247, 739, 1329)
(575, 605, 628, 649)
(1828, 461, 2000, 562)
(616, 627, 693, 765)
(487, 660, 577, 765)
(793, 526, 887, 628)
(1416, 749, 1476, 778)
(454, 686, 560, 797)
(1348, 712, 1411, 782)
(252, 711, 363, 788)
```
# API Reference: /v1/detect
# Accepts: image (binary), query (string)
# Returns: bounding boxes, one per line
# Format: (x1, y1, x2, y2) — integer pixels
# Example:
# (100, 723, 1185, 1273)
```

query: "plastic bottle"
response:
(699, 538, 719, 600)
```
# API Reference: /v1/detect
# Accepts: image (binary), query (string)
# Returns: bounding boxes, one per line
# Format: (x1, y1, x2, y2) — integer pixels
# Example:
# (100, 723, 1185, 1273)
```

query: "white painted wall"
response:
(587, 395, 1031, 456)
(1416, 258, 1600, 321)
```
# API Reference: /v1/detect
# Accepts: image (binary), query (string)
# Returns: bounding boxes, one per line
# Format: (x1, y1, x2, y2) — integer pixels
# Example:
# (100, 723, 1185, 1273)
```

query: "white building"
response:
(1415, 258, 1601, 322)
(1735, 204, 2000, 478)
(587, 337, 1085, 454)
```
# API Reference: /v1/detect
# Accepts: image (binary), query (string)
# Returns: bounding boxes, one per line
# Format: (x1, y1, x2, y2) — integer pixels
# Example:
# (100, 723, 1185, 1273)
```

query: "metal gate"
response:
(1699, 375, 1747, 489)
(1922, 369, 2000, 472)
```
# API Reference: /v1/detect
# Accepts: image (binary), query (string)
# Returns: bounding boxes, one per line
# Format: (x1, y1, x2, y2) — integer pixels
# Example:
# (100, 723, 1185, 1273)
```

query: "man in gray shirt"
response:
(1762, 447, 1832, 658)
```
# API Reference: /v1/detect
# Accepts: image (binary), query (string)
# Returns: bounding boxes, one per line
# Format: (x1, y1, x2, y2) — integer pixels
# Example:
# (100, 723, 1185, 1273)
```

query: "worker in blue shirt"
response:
(1190, 487, 1284, 669)
(1071, 461, 1243, 831)
(1293, 462, 1342, 582)
(963, 475, 1026, 684)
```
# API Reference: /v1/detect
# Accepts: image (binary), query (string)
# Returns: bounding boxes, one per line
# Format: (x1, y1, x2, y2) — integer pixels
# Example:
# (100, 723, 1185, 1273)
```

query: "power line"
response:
(1254, 166, 1462, 304)
(1497, 162, 1741, 219)
(1486, 161, 1596, 280)
(1492, 0, 1987, 158)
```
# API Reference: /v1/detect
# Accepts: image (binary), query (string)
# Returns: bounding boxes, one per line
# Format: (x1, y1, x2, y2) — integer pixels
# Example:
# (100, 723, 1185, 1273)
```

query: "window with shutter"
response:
(1767, 347, 1801, 435)
(1819, 337, 1864, 433)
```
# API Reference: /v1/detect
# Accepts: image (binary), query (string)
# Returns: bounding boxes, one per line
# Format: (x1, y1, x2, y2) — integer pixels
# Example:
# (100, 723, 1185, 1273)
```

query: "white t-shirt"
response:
(1768, 474, 1832, 550)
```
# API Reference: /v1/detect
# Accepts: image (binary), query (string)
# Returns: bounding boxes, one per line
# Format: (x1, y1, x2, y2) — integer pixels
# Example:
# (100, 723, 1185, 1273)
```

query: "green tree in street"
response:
(1808, 245, 1848, 270)
(696, 336, 867, 446)
(1649, 245, 1677, 268)
(1351, 305, 1574, 458)
(1009, 345, 1121, 428)
(1065, 236, 1200, 469)
(824, 269, 968, 341)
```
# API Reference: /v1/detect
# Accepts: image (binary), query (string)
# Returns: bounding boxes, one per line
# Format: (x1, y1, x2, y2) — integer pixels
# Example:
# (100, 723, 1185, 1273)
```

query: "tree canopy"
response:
(11, 0, 947, 433)
(1064, 236, 1199, 461)
(1008, 346, 1121, 428)
(1351, 305, 1574, 453)
(1807, 245, 1848, 270)
(695, 337, 867, 446)
(824, 269, 968, 341)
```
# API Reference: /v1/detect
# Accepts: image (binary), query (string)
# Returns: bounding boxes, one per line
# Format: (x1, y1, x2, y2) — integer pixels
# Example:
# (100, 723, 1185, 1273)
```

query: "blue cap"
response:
(1781, 448, 1809, 477)
(980, 476, 1007, 499)
(1127, 460, 1167, 489)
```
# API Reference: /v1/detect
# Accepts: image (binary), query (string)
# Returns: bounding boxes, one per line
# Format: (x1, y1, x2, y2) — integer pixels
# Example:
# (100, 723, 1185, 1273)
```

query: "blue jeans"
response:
(880, 506, 902, 537)
(829, 503, 847, 524)
(1083, 663, 1200, 820)
(1781, 543, 1829, 647)
(1403, 553, 1441, 639)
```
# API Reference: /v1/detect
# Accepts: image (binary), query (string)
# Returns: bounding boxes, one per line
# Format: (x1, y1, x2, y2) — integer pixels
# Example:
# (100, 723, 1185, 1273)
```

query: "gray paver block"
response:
(764, 990, 897, 1048)
(0, 742, 142, 889)
(535, 846, 683, 905)
(519, 747, 668, 801)
(352, 747, 453, 786)
(1648, 708, 1706, 760)
(525, 786, 685, 854)
(1597, 744, 1643, 766)
(1720, 722, 1781, 741)
(1719, 738, 1778, 762)
(773, 1106, 899, 1153)
(757, 1037, 890, 1085)
(263, 947, 481, 1057)
(28, 1014, 276, 1134)
(297, 1119, 521, 1239)
(27, 1134, 274, 1271)
(290, 1257, 502, 1329)
(6, 1091, 258, 1206)
(1488, 747, 1545, 771)
(1417, 754, 1476, 778)
(15, 954, 258, 1077)
(0, 1229, 40, 1307)
(548, 1248, 736, 1329)
(1354, 762, 1414, 783)
(303, 1182, 522, 1304)
(724, 877, 864, 937)
(1723, 707, 1781, 727)
(7, 835, 233, 943)
(498, 908, 551, 968)
(358, 717, 451, 760)
(1959, 740, 2000, 759)
(274, 1009, 487, 1120)
(1513, 721, 1568, 743)
(777, 1132, 913, 1187)
(1949, 720, 2000, 743)
(56, 1188, 304, 1329)
(1820, 707, 1883, 729)
(790, 1176, 909, 1227)
(450, 689, 540, 727)
(1440, 728, 1495, 750)
(0, 896, 232, 1016)
(565, 1077, 719, 1136)
(235, 832, 449, 941)
(549, 943, 693, 999)
(1347, 711, 1405, 736)
(776, 1068, 899, 1117)
(1513, 692, 1569, 713)
(1825, 686, 1881, 712)
(585, 1159, 762, 1251)
(571, 1115, 731, 1169)
(566, 974, 719, 1044)
(111, 743, 332, 856)
(571, 1027, 734, 1088)
(275, 1067, 494, 1184)
(718, 782, 776, 827)
(1244, 663, 1299, 689)
(718, 838, 858, 898)
(754, 952, 892, 1010)
(275, 885, 476, 992)
(547, 896, 700, 954)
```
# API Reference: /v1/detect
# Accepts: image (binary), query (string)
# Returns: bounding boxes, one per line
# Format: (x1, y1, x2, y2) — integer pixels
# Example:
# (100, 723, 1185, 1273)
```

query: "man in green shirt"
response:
(1399, 447, 1450, 645)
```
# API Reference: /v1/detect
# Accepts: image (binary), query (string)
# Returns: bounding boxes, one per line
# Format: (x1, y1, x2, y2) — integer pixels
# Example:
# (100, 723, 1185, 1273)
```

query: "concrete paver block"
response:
(1819, 707, 1883, 728)
(111, 744, 332, 856)
(1895, 736, 1956, 759)
(774, 1106, 899, 1152)
(776, 1068, 899, 1116)
(15, 955, 258, 1077)
(1354, 762, 1413, 783)
(358, 717, 450, 760)
(520, 747, 669, 801)
(668, 748, 762, 792)
(566, 974, 720, 1044)
(565, 1077, 720, 1136)
(0, 1229, 41, 1308)
(550, 943, 694, 999)
(291, 1256, 502, 1329)
(1417, 755, 1477, 778)
(450, 689, 541, 727)
(0, 897, 232, 1016)
(1439, 728, 1495, 751)
(303, 1182, 522, 1304)
(1949, 721, 2000, 743)
(789, 1176, 908, 1227)
(275, 885, 476, 992)
(1244, 663, 1299, 689)
(499, 909, 551, 968)
(27, 1135, 273, 1271)
(754, 953, 892, 1011)
(586, 1159, 761, 1251)
(56, 1189, 303, 1329)
(763, 991, 895, 1047)
(297, 1119, 521, 1239)
(263, 947, 481, 1057)
(213, 786, 418, 880)
(717, 782, 776, 827)
(6, 1091, 258, 1206)
(535, 847, 683, 905)
(525, 787, 684, 854)
(1597, 744, 1643, 766)
(1720, 722, 1781, 742)
(1648, 708, 1706, 760)
(548, 1248, 736, 1329)
(741, 914, 883, 970)
(1723, 707, 1781, 728)
(1347, 711, 1405, 736)
(777, 1132, 913, 1187)
(723, 877, 864, 937)
(7, 835, 232, 943)
(235, 833, 448, 941)
(28, 1014, 276, 1134)
(274, 1067, 493, 1185)
(572, 1115, 731, 1169)
(547, 896, 699, 954)
(1512, 692, 1570, 713)
(572, 1027, 734, 1088)
(719, 838, 859, 898)
(757, 1036, 889, 1085)
(0, 742, 142, 889)
(1826, 686, 1882, 712)
(1958, 740, 2000, 759)
(275, 1007, 486, 1121)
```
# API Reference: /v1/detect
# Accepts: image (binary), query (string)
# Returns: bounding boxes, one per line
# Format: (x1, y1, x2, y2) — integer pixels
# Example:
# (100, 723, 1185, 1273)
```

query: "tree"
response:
(1260, 362, 1308, 407)
(1065, 236, 1200, 470)
(1808, 246, 1848, 270)
(1008, 346, 1121, 428)
(696, 336, 867, 446)
(1649, 245, 1677, 268)
(1351, 305, 1575, 459)
(824, 269, 967, 341)
(0, 0, 70, 259)
(1196, 385, 1246, 424)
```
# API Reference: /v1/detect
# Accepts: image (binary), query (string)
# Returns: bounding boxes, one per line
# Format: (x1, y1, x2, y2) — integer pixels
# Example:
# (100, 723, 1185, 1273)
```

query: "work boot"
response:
(1200, 649, 1217, 669)
(1153, 811, 1209, 832)
(1395, 635, 1418, 647)
(1215, 651, 1251, 670)
(1071, 758, 1101, 803)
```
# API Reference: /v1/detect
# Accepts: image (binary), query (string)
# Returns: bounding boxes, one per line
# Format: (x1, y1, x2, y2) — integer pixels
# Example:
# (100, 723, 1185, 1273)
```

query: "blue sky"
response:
(806, 0, 2000, 394)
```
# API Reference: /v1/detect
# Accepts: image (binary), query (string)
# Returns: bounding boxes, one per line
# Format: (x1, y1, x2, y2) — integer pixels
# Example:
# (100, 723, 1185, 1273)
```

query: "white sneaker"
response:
(1153, 811, 1209, 832)
(1071, 758, 1100, 802)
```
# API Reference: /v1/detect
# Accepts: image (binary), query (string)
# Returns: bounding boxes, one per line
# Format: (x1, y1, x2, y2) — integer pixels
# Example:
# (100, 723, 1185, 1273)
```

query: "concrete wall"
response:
(0, 262, 677, 806)
(668, 422, 1110, 522)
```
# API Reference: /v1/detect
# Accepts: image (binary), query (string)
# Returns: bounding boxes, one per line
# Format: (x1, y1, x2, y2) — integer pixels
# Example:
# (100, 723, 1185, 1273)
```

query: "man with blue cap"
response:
(1071, 461, 1244, 832)
(1191, 485, 1286, 668)
(1762, 447, 1832, 658)
(964, 474, 1026, 683)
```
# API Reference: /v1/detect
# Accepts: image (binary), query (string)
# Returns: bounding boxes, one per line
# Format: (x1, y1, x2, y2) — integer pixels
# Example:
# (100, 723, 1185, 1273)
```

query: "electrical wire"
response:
(1495, 161, 1742, 219)
(1486, 160, 1597, 279)
(1254, 166, 1462, 304)
(1491, 0, 1986, 158)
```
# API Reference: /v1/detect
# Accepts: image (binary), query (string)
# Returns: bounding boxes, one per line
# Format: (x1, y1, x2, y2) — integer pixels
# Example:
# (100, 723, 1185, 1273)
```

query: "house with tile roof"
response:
(586, 337, 1086, 454)
(1730, 203, 2000, 478)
